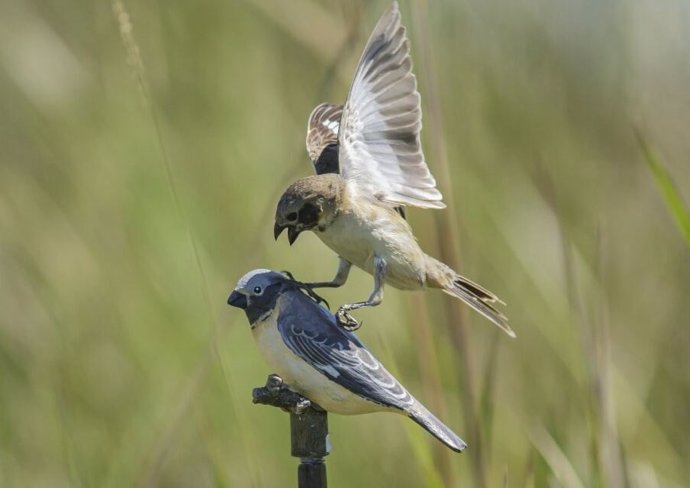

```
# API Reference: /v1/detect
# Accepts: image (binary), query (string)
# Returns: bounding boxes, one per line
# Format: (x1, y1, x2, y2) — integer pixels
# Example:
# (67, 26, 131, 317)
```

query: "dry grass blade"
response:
(522, 450, 536, 488)
(111, 2, 254, 485)
(410, 1, 486, 485)
(592, 226, 627, 488)
(479, 335, 501, 461)
(409, 293, 454, 485)
(532, 162, 629, 487)
(530, 425, 586, 488)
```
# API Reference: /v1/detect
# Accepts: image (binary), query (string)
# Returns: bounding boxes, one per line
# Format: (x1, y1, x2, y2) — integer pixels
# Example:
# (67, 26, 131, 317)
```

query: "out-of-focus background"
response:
(1, 0, 689, 486)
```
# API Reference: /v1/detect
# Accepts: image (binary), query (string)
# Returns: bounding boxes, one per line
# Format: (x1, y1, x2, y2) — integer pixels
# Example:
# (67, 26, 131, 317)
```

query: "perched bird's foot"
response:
(265, 373, 284, 392)
(292, 397, 312, 415)
(252, 374, 314, 414)
(336, 308, 361, 331)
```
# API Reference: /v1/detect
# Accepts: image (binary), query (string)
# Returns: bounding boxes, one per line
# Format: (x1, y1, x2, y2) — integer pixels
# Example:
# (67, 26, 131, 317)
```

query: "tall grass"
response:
(1, 0, 689, 487)
(636, 131, 690, 248)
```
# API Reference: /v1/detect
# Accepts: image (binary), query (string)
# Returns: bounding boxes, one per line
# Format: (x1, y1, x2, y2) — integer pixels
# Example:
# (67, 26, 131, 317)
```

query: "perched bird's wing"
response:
(338, 2, 444, 209)
(277, 291, 415, 411)
(306, 103, 343, 175)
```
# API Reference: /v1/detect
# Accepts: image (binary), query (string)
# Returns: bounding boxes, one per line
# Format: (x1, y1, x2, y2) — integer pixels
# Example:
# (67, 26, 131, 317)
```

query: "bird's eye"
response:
(253, 286, 263, 294)
(286, 212, 298, 222)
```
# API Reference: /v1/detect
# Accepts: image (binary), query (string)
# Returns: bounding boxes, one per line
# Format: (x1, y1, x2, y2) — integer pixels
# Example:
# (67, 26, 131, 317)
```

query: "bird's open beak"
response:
(227, 290, 248, 309)
(287, 227, 300, 246)
(274, 222, 286, 240)
(274, 222, 301, 245)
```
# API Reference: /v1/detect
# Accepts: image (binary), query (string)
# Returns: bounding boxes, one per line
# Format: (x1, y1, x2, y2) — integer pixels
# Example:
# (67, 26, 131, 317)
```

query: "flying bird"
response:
(227, 268, 467, 452)
(274, 2, 513, 337)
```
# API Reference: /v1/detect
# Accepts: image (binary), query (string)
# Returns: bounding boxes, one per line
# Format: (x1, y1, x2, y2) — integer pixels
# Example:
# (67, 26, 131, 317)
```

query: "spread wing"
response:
(277, 291, 415, 410)
(306, 103, 343, 175)
(338, 2, 444, 209)
(305, 102, 407, 218)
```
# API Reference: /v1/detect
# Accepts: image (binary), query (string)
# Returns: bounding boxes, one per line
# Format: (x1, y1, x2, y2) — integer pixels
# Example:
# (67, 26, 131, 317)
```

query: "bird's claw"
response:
(280, 271, 330, 309)
(280, 270, 297, 281)
(293, 397, 312, 415)
(301, 285, 330, 309)
(336, 308, 361, 331)
(266, 373, 283, 392)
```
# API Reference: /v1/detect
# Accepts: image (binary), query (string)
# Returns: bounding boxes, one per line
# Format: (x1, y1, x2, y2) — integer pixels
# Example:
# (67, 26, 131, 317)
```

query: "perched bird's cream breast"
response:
(250, 296, 389, 414)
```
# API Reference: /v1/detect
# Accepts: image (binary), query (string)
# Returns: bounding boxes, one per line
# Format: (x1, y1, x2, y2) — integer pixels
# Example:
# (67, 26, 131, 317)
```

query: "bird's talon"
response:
(300, 283, 330, 309)
(293, 398, 312, 415)
(280, 270, 297, 281)
(336, 308, 361, 331)
(281, 273, 331, 309)
(266, 374, 283, 392)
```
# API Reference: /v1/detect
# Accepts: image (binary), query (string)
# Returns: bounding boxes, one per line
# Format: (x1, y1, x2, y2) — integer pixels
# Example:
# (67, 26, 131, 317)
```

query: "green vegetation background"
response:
(1, 1, 689, 487)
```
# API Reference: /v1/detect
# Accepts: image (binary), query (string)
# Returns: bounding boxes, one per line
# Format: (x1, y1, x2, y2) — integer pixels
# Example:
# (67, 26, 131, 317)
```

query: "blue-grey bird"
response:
(273, 2, 513, 337)
(227, 268, 467, 452)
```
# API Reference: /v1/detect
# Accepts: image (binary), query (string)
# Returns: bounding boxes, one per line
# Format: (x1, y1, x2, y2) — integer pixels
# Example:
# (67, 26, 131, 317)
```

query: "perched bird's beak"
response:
(274, 222, 286, 240)
(227, 290, 248, 309)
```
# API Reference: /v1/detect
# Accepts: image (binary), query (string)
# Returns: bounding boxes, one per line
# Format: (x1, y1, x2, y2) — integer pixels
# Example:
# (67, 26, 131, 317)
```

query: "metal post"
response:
(291, 409, 329, 488)
(253, 374, 330, 488)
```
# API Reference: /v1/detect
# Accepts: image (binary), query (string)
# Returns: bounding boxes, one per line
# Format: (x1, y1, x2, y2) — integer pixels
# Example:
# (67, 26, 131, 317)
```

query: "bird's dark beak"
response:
(287, 227, 301, 246)
(274, 222, 286, 240)
(227, 290, 248, 309)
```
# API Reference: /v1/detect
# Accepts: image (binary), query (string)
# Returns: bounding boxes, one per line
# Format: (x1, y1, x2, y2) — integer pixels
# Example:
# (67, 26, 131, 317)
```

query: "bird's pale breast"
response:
(315, 192, 427, 290)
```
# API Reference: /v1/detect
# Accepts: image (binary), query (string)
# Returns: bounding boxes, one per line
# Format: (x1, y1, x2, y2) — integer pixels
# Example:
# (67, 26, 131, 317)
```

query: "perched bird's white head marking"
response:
(232, 269, 289, 296)
(228, 269, 290, 324)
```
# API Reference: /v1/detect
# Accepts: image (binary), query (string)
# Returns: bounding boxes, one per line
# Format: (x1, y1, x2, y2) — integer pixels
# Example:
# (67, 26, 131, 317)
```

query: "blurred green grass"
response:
(1, 0, 689, 487)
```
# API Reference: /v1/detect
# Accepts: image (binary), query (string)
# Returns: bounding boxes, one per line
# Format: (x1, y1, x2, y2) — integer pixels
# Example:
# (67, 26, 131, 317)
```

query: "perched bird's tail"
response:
(406, 402, 467, 452)
(426, 258, 516, 338)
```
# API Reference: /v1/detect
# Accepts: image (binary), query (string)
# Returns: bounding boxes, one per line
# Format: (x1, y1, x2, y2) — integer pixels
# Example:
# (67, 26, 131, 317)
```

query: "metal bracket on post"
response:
(253, 374, 330, 488)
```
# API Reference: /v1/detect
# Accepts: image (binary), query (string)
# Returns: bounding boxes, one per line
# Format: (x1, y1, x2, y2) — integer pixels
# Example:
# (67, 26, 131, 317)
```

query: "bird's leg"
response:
(285, 259, 352, 309)
(336, 257, 387, 331)
(304, 258, 352, 289)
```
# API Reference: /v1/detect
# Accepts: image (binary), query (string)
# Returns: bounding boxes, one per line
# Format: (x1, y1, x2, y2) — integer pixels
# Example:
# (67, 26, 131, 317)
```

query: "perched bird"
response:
(227, 268, 467, 452)
(274, 2, 513, 337)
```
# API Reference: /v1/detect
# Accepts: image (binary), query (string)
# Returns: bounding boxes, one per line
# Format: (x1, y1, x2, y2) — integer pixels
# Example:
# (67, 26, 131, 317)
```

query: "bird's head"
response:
(274, 175, 343, 245)
(227, 269, 290, 325)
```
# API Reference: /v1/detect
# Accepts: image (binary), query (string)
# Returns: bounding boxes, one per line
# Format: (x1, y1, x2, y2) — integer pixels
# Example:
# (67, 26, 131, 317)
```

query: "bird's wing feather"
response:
(277, 291, 414, 410)
(306, 103, 343, 174)
(338, 2, 444, 209)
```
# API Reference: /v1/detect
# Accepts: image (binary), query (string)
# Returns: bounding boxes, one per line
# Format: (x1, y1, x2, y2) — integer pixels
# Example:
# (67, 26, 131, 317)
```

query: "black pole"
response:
(291, 408, 329, 488)
(253, 374, 330, 488)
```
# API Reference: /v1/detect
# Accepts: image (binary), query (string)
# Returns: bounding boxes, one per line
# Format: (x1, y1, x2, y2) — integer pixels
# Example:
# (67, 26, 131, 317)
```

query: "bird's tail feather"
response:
(453, 274, 505, 305)
(445, 275, 516, 338)
(407, 403, 467, 453)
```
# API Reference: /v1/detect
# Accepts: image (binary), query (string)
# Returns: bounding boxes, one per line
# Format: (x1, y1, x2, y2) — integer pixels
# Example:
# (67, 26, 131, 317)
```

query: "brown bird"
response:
(274, 2, 513, 337)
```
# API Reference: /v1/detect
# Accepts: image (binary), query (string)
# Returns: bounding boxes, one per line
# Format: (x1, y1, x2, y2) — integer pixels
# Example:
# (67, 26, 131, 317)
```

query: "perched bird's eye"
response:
(253, 286, 263, 294)
(286, 212, 298, 222)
